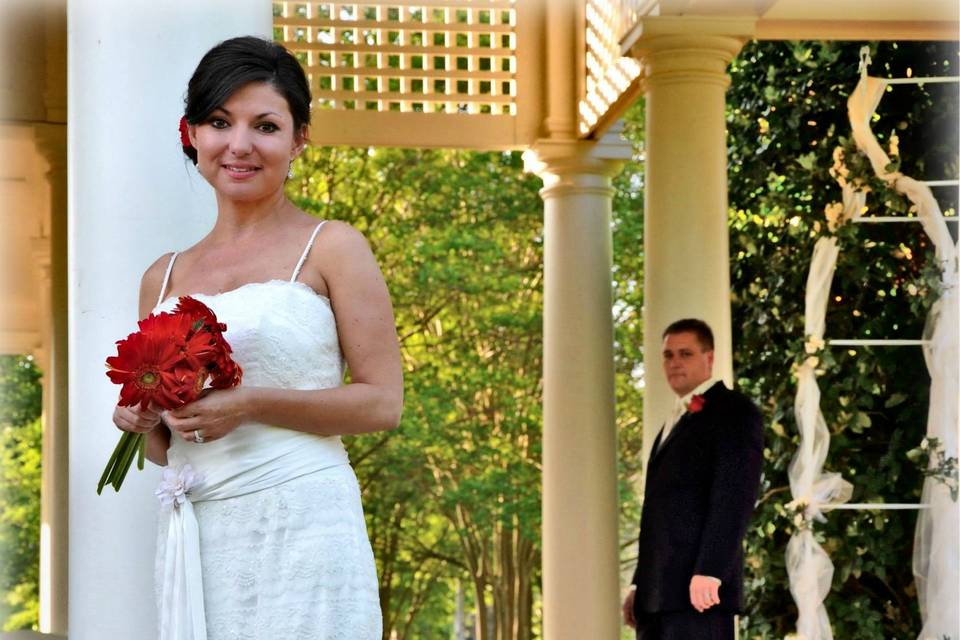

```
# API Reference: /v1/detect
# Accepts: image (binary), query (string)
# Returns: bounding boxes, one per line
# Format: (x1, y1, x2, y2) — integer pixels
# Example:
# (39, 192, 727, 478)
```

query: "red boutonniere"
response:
(687, 394, 706, 414)
(179, 116, 192, 148)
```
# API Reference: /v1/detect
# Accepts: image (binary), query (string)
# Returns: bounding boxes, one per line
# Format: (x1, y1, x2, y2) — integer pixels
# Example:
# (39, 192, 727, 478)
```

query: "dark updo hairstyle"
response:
(181, 36, 312, 165)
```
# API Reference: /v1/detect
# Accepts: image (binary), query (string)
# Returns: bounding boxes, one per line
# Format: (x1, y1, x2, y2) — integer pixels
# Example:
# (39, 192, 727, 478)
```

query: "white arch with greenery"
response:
(787, 70, 959, 640)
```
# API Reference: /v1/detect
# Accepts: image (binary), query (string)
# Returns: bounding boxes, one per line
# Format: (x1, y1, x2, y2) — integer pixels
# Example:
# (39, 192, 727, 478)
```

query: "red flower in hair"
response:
(179, 116, 192, 148)
(687, 394, 706, 414)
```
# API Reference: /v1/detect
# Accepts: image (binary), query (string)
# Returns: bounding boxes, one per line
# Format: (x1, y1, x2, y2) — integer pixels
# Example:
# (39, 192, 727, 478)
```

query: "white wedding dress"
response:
(151, 221, 382, 640)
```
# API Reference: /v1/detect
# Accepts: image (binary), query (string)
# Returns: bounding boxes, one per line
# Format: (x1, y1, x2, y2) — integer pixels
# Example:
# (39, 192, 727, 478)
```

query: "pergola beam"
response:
(755, 19, 959, 41)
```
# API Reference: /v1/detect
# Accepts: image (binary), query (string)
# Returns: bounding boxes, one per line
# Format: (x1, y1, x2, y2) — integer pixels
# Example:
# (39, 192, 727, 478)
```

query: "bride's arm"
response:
(164, 222, 403, 440)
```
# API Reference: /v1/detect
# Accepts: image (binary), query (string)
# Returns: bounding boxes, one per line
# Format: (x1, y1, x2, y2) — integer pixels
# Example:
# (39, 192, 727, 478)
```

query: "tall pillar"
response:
(626, 23, 750, 462)
(68, 2, 270, 638)
(525, 128, 632, 640)
(34, 122, 68, 637)
(33, 4, 70, 632)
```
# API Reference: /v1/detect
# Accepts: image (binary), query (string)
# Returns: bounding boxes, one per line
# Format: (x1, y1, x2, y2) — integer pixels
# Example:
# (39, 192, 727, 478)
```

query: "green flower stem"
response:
(111, 433, 143, 492)
(137, 434, 146, 471)
(96, 431, 144, 494)
(106, 434, 133, 487)
(97, 431, 133, 495)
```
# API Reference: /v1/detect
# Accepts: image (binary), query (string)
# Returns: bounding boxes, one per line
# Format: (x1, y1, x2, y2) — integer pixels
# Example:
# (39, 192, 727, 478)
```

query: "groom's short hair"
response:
(663, 318, 714, 352)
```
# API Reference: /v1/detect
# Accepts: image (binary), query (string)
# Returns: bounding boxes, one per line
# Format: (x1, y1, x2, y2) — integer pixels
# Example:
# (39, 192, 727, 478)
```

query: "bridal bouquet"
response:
(97, 297, 242, 494)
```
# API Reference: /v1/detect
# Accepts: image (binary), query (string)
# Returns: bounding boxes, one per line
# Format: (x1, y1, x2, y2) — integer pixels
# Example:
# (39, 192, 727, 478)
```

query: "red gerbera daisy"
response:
(180, 324, 220, 370)
(209, 354, 243, 389)
(100, 296, 243, 494)
(176, 296, 232, 353)
(170, 365, 209, 404)
(106, 325, 184, 411)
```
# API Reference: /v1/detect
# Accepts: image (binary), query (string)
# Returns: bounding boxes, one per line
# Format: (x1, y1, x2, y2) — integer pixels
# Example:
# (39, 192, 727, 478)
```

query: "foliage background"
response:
(0, 40, 956, 639)
(726, 40, 957, 639)
(0, 355, 42, 631)
(284, 136, 647, 639)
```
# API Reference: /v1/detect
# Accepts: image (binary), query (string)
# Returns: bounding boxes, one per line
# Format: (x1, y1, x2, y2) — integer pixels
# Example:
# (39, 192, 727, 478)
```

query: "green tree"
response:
(287, 126, 648, 637)
(0, 355, 43, 631)
(611, 105, 648, 640)
(290, 147, 547, 639)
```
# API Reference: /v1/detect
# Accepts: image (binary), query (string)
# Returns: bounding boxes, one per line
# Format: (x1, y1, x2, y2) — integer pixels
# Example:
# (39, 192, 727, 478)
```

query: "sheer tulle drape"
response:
(850, 76, 958, 640)
(787, 76, 958, 639)
(786, 187, 861, 640)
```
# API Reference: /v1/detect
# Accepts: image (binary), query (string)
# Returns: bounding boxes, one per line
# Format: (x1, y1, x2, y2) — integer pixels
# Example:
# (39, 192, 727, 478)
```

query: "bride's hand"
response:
(113, 402, 164, 434)
(163, 387, 250, 444)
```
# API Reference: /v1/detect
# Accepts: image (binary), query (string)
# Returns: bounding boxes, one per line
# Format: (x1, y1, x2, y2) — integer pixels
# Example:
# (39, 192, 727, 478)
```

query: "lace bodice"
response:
(154, 279, 344, 389)
(151, 222, 350, 498)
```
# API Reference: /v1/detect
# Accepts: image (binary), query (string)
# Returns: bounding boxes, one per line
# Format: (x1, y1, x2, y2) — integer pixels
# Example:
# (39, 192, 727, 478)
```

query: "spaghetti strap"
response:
(156, 252, 179, 307)
(290, 221, 327, 283)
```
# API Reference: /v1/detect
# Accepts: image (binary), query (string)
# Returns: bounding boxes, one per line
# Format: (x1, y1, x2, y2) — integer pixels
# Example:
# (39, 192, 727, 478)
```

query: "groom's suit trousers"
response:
(635, 609, 734, 640)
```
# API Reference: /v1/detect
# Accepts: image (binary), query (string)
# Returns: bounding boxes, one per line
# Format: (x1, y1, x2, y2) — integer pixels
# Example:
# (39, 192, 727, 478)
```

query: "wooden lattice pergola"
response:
(270, 0, 653, 148)
(272, 1, 541, 148)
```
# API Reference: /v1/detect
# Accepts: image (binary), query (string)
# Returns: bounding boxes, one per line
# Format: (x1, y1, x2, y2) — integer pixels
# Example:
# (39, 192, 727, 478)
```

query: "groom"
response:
(622, 319, 763, 639)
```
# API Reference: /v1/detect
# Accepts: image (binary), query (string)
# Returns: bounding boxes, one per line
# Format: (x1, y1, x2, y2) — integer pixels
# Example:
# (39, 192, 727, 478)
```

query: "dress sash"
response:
(159, 499, 206, 640)
(156, 432, 349, 640)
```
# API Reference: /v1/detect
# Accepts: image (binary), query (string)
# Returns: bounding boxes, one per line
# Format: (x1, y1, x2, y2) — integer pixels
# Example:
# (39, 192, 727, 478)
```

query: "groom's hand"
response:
(622, 587, 637, 628)
(689, 575, 721, 612)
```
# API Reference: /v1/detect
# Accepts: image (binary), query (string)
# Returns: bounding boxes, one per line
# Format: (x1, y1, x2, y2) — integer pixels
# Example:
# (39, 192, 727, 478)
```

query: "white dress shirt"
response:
(660, 377, 718, 444)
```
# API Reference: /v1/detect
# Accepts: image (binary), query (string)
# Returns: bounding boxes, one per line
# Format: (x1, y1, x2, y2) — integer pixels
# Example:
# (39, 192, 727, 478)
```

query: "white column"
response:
(36, 6, 69, 631)
(34, 122, 68, 636)
(627, 26, 748, 462)
(68, 3, 270, 638)
(525, 128, 632, 640)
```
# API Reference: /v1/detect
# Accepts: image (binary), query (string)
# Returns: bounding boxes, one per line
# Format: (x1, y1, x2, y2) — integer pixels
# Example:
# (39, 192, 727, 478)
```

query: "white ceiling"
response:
(650, 0, 959, 21)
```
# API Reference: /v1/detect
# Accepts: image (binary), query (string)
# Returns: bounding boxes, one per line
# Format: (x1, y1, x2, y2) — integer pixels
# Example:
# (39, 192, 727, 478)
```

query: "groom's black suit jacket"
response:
(631, 381, 763, 616)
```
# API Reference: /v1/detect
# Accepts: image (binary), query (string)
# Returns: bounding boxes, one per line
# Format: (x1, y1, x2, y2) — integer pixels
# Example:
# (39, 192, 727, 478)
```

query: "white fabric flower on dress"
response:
(155, 464, 203, 509)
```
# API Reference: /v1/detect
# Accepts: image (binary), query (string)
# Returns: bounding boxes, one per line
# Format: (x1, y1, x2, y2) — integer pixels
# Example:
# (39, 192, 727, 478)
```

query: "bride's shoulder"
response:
(314, 219, 371, 253)
(138, 251, 178, 318)
(141, 251, 177, 287)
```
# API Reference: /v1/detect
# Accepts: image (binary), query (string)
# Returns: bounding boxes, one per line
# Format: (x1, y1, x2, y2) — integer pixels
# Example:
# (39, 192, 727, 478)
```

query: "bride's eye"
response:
(208, 118, 229, 129)
(257, 122, 279, 133)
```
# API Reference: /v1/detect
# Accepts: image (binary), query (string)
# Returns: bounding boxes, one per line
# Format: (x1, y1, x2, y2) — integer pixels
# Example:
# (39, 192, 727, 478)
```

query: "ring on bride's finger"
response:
(194, 429, 204, 444)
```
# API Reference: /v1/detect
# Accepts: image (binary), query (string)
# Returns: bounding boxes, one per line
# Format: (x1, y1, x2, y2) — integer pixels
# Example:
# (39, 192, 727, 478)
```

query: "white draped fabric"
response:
(157, 467, 207, 640)
(849, 76, 959, 640)
(786, 185, 862, 640)
(787, 75, 959, 640)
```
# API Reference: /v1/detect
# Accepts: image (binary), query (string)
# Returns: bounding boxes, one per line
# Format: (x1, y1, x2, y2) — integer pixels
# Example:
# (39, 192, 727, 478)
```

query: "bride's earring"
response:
(287, 161, 294, 179)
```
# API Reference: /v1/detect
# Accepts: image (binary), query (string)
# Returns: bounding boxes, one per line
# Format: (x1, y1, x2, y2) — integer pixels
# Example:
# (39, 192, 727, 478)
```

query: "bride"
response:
(110, 36, 401, 639)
